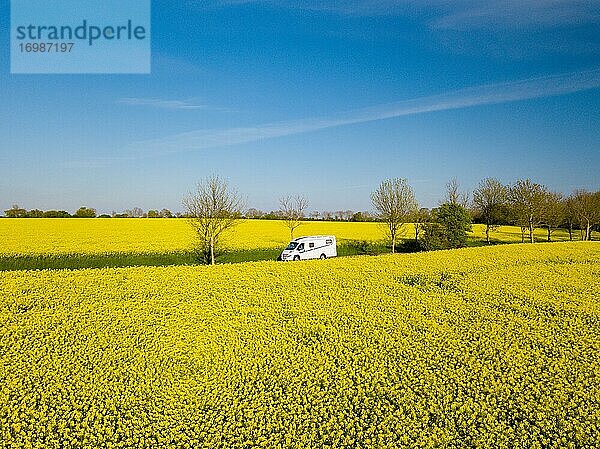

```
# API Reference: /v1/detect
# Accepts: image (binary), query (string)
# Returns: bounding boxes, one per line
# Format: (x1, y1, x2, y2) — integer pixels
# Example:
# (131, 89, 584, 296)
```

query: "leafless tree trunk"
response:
(412, 208, 430, 242)
(572, 190, 600, 242)
(371, 178, 418, 253)
(183, 175, 243, 265)
(280, 195, 308, 239)
(508, 179, 547, 244)
(473, 178, 507, 245)
(541, 191, 564, 243)
(445, 178, 471, 208)
(568, 222, 573, 241)
(529, 219, 534, 244)
(586, 220, 591, 241)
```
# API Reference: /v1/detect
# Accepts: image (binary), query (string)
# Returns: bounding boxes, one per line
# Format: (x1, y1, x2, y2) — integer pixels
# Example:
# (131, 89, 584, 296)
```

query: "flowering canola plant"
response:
(0, 219, 388, 256)
(0, 242, 598, 447)
(0, 218, 579, 257)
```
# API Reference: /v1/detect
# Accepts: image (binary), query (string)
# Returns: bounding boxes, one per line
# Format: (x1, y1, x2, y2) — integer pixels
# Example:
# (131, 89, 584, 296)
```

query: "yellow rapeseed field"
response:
(0, 218, 387, 255)
(1, 242, 598, 447)
(0, 218, 581, 256)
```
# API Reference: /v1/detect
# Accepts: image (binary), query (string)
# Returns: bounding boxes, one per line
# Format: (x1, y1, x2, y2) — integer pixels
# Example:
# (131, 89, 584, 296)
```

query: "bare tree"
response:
(562, 195, 578, 241)
(371, 178, 418, 253)
(183, 175, 243, 265)
(332, 210, 354, 221)
(131, 207, 145, 218)
(473, 178, 508, 244)
(122, 208, 144, 218)
(508, 179, 547, 243)
(541, 191, 565, 242)
(245, 208, 264, 219)
(572, 189, 600, 241)
(445, 178, 470, 208)
(280, 195, 309, 239)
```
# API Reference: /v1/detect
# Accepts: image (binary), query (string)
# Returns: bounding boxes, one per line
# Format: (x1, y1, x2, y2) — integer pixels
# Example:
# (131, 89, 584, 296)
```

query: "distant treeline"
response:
(2, 206, 177, 219)
(1, 205, 377, 222)
(3, 179, 600, 244)
(244, 209, 376, 222)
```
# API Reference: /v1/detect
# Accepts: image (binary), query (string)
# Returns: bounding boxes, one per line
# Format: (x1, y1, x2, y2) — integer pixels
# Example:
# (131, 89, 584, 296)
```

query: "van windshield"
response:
(285, 242, 298, 250)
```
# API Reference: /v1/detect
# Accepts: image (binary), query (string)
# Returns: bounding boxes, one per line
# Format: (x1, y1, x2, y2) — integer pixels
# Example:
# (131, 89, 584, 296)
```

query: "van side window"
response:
(297, 243, 304, 251)
(309, 242, 315, 248)
(326, 239, 332, 245)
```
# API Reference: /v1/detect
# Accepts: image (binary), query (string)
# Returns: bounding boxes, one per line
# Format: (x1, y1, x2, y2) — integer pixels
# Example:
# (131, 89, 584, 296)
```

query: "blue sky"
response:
(1, 0, 599, 214)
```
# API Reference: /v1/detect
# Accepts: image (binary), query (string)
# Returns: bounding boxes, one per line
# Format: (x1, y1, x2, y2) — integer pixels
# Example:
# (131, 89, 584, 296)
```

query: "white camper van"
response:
(280, 235, 337, 261)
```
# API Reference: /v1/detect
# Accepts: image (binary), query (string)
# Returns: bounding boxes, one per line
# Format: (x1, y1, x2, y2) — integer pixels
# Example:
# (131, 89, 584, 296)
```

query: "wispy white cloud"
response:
(125, 69, 600, 155)
(117, 97, 207, 110)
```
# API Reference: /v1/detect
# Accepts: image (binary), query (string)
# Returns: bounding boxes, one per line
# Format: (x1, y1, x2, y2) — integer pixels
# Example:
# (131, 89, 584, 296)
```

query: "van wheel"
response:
(293, 255, 300, 261)
(320, 254, 326, 259)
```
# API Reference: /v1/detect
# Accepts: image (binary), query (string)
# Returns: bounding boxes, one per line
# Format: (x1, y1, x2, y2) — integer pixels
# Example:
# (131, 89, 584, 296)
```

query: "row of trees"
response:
(370, 177, 600, 253)
(2, 205, 176, 219)
(371, 178, 473, 253)
(4, 176, 598, 265)
(183, 176, 475, 263)
(182, 184, 312, 264)
(245, 208, 375, 222)
(473, 179, 600, 243)
(4, 206, 98, 218)
(4, 203, 377, 222)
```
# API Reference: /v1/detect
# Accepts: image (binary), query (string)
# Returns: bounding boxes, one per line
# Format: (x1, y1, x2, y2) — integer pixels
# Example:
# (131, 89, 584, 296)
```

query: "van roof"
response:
(292, 235, 335, 241)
